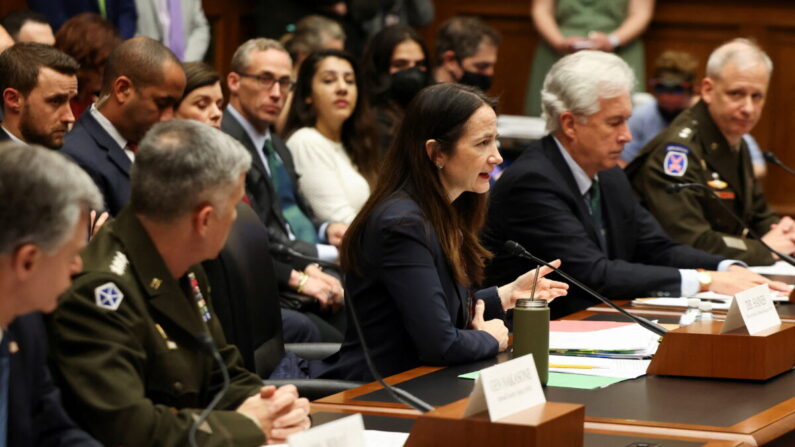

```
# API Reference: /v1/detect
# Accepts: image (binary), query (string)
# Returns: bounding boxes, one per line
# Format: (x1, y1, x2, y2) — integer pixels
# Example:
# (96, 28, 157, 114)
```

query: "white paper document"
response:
(749, 260, 795, 276)
(550, 323, 659, 352)
(271, 430, 408, 447)
(548, 355, 651, 379)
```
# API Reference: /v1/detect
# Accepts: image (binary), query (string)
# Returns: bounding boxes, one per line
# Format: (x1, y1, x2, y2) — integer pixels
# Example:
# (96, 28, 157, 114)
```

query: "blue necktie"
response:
(263, 139, 318, 243)
(0, 333, 10, 447)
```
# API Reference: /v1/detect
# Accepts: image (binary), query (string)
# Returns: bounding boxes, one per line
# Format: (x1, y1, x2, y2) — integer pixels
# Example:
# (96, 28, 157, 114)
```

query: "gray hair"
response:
(0, 142, 102, 255)
(541, 50, 636, 133)
(230, 38, 289, 74)
(130, 120, 252, 222)
(706, 38, 772, 80)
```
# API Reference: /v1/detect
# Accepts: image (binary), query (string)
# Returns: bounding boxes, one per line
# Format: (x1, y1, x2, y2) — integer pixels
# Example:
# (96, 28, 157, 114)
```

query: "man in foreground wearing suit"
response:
(0, 42, 78, 147)
(483, 51, 785, 318)
(0, 141, 103, 446)
(61, 36, 185, 216)
(222, 38, 346, 341)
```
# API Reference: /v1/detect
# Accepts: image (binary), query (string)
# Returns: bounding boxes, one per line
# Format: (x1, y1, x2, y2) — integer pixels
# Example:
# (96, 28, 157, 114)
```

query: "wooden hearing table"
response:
(313, 309, 795, 446)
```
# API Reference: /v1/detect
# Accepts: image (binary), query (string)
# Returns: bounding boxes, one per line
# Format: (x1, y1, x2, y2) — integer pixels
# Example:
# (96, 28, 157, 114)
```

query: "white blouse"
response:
(286, 127, 370, 224)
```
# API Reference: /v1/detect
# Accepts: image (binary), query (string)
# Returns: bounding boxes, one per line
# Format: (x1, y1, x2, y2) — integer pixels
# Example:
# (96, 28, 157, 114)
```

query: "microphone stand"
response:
(503, 241, 668, 336)
(667, 182, 795, 267)
(189, 334, 231, 447)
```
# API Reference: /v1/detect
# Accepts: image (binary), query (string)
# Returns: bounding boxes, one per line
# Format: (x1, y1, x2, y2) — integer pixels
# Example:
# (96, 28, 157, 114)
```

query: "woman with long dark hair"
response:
(320, 83, 568, 381)
(283, 49, 379, 225)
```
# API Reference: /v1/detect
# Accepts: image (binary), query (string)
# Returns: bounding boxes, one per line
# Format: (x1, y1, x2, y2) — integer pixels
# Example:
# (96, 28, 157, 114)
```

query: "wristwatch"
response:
(696, 269, 712, 292)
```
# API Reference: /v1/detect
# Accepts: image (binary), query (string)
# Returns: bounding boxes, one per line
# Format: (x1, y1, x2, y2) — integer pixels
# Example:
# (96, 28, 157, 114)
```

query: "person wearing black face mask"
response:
(362, 24, 432, 153)
(433, 16, 500, 93)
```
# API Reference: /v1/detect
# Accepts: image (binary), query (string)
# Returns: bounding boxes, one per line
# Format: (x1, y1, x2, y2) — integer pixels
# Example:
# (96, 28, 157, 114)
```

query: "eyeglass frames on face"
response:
(237, 72, 295, 92)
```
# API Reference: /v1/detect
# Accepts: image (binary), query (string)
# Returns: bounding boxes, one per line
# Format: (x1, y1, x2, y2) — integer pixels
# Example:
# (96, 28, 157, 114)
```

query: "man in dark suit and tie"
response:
(0, 43, 78, 148)
(222, 38, 346, 340)
(60, 36, 185, 216)
(483, 50, 786, 318)
(0, 141, 103, 447)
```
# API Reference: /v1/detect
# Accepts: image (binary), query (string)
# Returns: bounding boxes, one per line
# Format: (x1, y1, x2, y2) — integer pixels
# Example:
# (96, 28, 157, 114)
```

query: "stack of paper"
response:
(749, 260, 795, 276)
(633, 289, 789, 310)
(549, 321, 659, 359)
(549, 354, 650, 379)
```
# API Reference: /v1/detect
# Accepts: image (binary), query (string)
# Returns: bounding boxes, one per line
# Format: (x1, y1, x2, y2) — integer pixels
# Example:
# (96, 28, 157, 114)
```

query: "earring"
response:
(436, 164, 443, 170)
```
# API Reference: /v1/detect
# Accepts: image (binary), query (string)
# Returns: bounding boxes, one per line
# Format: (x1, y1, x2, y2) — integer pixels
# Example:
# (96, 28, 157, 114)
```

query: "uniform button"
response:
(173, 381, 183, 392)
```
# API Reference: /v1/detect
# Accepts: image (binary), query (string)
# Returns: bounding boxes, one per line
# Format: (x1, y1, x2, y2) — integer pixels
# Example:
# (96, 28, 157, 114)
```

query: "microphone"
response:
(763, 151, 795, 178)
(503, 241, 668, 336)
(666, 182, 795, 267)
(346, 289, 435, 413)
(189, 333, 231, 447)
(269, 242, 338, 271)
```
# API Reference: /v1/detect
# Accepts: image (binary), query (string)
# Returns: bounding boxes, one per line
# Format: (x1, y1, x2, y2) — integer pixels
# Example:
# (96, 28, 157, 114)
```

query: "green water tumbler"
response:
(512, 298, 550, 385)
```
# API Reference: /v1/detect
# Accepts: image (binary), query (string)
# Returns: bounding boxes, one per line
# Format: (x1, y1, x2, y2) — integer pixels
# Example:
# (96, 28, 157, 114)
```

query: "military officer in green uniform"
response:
(48, 120, 310, 446)
(627, 38, 795, 266)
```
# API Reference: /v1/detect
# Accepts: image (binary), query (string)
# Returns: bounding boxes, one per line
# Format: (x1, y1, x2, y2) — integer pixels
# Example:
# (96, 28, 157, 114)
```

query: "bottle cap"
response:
(516, 298, 548, 309)
(687, 298, 701, 308)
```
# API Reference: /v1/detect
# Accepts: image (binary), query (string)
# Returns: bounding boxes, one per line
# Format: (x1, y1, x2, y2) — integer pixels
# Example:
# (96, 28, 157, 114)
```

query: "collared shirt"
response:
(225, 104, 272, 175)
(1, 126, 27, 145)
(224, 104, 338, 261)
(552, 135, 739, 296)
(90, 104, 134, 161)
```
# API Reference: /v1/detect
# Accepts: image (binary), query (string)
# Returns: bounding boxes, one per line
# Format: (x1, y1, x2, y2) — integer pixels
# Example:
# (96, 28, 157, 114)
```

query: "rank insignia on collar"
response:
(150, 278, 162, 290)
(678, 127, 692, 139)
(109, 251, 128, 276)
(707, 173, 728, 190)
(95, 282, 124, 311)
(663, 145, 689, 177)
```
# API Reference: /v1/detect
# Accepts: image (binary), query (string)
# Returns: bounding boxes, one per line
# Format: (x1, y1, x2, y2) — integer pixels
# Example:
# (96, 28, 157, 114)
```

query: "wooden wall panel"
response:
(2, 0, 795, 211)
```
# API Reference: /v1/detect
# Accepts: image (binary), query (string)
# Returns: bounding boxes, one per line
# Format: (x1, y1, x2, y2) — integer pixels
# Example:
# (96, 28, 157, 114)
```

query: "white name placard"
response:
(288, 413, 364, 447)
(463, 354, 546, 421)
(721, 284, 781, 335)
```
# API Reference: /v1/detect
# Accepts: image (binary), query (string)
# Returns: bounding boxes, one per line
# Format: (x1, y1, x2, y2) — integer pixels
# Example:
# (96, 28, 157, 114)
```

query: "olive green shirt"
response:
(48, 208, 266, 446)
(626, 100, 778, 266)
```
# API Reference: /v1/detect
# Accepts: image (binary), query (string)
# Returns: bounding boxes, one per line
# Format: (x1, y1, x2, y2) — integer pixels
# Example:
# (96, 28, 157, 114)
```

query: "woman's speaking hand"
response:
(498, 259, 569, 311)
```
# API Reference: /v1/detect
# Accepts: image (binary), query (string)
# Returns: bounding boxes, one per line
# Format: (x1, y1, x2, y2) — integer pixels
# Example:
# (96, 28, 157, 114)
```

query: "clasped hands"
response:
(471, 260, 569, 352)
(236, 384, 311, 444)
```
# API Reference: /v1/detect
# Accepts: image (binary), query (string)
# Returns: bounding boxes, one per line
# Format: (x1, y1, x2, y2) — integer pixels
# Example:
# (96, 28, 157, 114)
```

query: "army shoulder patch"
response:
(663, 145, 689, 177)
(95, 282, 124, 311)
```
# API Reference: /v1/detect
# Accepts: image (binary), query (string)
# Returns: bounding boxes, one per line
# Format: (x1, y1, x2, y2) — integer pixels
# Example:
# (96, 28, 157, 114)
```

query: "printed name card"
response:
(463, 354, 546, 421)
(288, 413, 364, 447)
(721, 284, 781, 335)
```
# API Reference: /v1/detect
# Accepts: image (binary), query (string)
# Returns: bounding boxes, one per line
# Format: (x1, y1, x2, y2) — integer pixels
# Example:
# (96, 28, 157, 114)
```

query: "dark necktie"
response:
(586, 179, 607, 251)
(263, 139, 318, 243)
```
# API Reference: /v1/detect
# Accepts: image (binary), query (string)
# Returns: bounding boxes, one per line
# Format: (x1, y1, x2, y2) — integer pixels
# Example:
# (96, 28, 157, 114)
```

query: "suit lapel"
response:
(113, 209, 205, 339)
(81, 111, 132, 177)
(221, 113, 289, 228)
(541, 136, 604, 247)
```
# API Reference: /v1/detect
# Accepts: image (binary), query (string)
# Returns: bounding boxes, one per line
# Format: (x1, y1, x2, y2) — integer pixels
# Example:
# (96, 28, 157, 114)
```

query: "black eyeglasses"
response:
(237, 72, 295, 92)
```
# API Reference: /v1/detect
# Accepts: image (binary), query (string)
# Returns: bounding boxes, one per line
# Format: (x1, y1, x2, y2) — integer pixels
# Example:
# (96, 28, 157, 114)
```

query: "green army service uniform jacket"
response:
(48, 207, 266, 446)
(626, 100, 778, 266)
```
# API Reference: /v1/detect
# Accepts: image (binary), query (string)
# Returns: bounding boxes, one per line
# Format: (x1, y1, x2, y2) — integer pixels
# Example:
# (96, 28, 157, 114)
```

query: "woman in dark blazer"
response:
(321, 83, 568, 381)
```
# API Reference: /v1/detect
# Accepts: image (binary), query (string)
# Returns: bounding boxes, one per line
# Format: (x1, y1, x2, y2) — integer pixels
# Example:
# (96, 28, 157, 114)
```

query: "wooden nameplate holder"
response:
(404, 398, 584, 447)
(648, 321, 795, 380)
